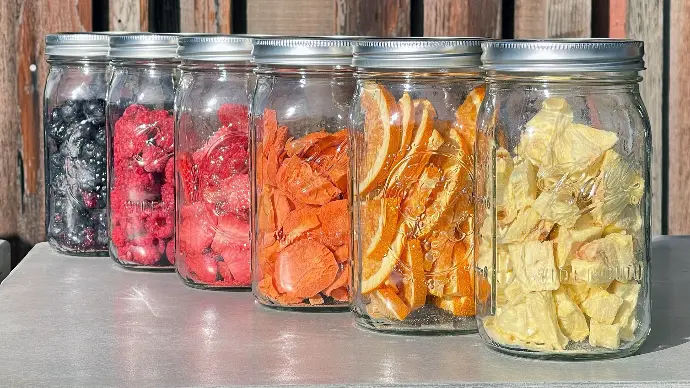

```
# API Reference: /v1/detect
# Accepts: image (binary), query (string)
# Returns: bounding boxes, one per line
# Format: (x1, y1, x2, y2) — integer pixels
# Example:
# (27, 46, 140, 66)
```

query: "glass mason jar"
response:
(175, 35, 253, 289)
(350, 38, 484, 333)
(251, 37, 356, 309)
(44, 33, 111, 255)
(107, 34, 179, 269)
(475, 40, 650, 359)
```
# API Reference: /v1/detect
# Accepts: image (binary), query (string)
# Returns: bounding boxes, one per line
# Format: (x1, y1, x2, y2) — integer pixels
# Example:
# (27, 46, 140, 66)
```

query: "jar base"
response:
(178, 272, 251, 291)
(483, 339, 645, 361)
(355, 315, 477, 335)
(255, 295, 349, 312)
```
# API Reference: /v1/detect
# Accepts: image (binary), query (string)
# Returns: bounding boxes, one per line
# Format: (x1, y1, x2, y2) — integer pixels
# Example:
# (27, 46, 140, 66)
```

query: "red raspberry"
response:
(140, 145, 169, 173)
(164, 157, 174, 184)
(161, 183, 175, 211)
(218, 104, 249, 133)
(185, 252, 218, 284)
(146, 208, 174, 239)
(111, 225, 127, 248)
(123, 104, 148, 118)
(125, 243, 161, 266)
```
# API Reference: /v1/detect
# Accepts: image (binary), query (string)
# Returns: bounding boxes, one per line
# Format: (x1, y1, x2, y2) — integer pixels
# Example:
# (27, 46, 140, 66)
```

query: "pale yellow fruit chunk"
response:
(589, 319, 622, 349)
(495, 302, 543, 343)
(581, 288, 624, 325)
(554, 288, 589, 342)
(500, 207, 542, 244)
(609, 281, 641, 341)
(591, 150, 645, 226)
(526, 291, 569, 350)
(555, 223, 603, 267)
(544, 123, 618, 179)
(508, 240, 560, 292)
(532, 190, 581, 229)
(519, 98, 573, 168)
(577, 232, 635, 269)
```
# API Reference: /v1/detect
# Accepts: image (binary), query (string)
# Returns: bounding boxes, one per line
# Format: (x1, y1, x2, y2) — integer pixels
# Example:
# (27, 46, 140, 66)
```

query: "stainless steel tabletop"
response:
(1, 237, 688, 388)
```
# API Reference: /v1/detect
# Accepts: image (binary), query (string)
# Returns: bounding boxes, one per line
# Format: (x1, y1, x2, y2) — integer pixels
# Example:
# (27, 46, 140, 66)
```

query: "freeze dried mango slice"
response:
(281, 207, 320, 246)
(358, 83, 402, 195)
(400, 239, 427, 309)
(274, 239, 338, 298)
(277, 156, 341, 206)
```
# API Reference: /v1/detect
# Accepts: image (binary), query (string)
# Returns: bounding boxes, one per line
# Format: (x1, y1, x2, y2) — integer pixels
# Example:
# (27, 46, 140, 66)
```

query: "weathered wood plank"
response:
(625, 0, 663, 235)
(336, 0, 411, 36)
(423, 0, 501, 38)
(247, 0, 335, 35)
(0, 0, 92, 247)
(180, 0, 232, 33)
(109, 0, 148, 31)
(0, 0, 21, 237)
(514, 0, 591, 38)
(668, 0, 690, 234)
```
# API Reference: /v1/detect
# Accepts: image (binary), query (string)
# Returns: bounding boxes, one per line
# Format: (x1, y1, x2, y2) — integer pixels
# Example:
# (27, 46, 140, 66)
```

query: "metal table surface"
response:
(1, 237, 689, 388)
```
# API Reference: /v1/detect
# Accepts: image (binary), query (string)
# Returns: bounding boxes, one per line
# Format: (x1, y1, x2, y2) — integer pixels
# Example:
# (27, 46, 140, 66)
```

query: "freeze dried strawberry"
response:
(178, 152, 198, 202)
(179, 204, 216, 254)
(211, 214, 249, 253)
(218, 104, 249, 133)
(218, 244, 251, 285)
(186, 252, 218, 283)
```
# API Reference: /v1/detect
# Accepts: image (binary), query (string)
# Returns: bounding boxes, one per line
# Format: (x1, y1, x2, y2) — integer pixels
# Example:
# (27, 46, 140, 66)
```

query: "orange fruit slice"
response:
(443, 241, 473, 297)
(385, 100, 438, 197)
(369, 286, 411, 321)
(361, 197, 400, 267)
(358, 83, 402, 195)
(401, 164, 442, 223)
(432, 295, 475, 317)
(361, 223, 407, 294)
(401, 239, 427, 309)
(392, 92, 416, 167)
(281, 207, 320, 246)
(426, 233, 455, 297)
(454, 85, 485, 157)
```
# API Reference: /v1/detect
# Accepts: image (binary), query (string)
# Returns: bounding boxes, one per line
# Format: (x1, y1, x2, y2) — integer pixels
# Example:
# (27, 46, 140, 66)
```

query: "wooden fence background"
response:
(0, 0, 674, 265)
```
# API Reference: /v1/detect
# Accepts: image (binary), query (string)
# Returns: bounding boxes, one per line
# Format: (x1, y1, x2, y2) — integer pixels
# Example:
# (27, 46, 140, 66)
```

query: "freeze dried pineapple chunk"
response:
(565, 282, 597, 306)
(555, 222, 603, 267)
(503, 278, 526, 304)
(569, 259, 612, 288)
(532, 190, 581, 229)
(496, 147, 514, 209)
(495, 302, 543, 343)
(506, 158, 538, 213)
(509, 240, 560, 292)
(577, 232, 635, 269)
(581, 288, 624, 325)
(554, 288, 589, 342)
(526, 291, 569, 350)
(609, 281, 641, 341)
(519, 98, 573, 168)
(591, 150, 645, 226)
(500, 207, 542, 244)
(589, 319, 622, 349)
(543, 123, 618, 179)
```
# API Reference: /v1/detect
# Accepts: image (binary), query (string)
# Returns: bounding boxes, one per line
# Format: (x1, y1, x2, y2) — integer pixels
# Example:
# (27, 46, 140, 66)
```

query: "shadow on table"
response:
(636, 237, 690, 355)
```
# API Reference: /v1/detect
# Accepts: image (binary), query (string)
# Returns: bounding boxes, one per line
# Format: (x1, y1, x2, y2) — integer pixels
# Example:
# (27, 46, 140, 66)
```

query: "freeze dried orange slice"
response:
(443, 242, 473, 297)
(370, 286, 411, 321)
(416, 160, 470, 238)
(432, 295, 474, 317)
(362, 223, 407, 294)
(385, 100, 438, 197)
(392, 92, 416, 167)
(361, 198, 400, 268)
(401, 164, 442, 222)
(454, 85, 485, 157)
(401, 239, 427, 309)
(426, 233, 455, 297)
(358, 83, 402, 195)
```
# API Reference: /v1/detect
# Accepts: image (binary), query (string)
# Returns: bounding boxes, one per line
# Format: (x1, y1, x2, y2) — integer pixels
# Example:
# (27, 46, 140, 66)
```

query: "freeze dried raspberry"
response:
(179, 204, 216, 255)
(178, 152, 198, 202)
(140, 145, 169, 173)
(147, 208, 174, 239)
(164, 157, 174, 184)
(185, 252, 219, 283)
(218, 104, 249, 133)
(111, 225, 127, 248)
(125, 243, 161, 266)
(123, 104, 148, 119)
(161, 183, 175, 211)
(166, 240, 175, 265)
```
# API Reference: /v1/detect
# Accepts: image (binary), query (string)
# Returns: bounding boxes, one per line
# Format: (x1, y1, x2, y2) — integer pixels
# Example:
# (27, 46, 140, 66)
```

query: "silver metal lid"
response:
(481, 39, 645, 73)
(253, 37, 357, 66)
(108, 33, 179, 59)
(177, 35, 253, 62)
(352, 38, 484, 69)
(45, 33, 110, 58)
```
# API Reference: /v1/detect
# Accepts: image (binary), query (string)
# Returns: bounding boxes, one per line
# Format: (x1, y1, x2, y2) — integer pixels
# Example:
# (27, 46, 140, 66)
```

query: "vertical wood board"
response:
(180, 0, 232, 33)
(247, 0, 335, 35)
(423, 0, 502, 38)
(109, 0, 148, 31)
(336, 0, 411, 36)
(514, 0, 591, 38)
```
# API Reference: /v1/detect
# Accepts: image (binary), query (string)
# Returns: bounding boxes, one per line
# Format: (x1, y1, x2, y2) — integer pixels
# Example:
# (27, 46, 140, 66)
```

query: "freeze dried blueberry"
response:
(84, 99, 105, 121)
(60, 100, 83, 122)
(51, 172, 67, 194)
(50, 153, 65, 171)
(61, 130, 85, 158)
(74, 160, 97, 190)
(50, 109, 61, 123)
(81, 140, 98, 161)
(48, 121, 70, 142)
(94, 126, 106, 146)
(48, 219, 65, 239)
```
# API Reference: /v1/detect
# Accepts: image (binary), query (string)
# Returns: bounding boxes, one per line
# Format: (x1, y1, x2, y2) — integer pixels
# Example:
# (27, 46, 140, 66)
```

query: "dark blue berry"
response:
(61, 129, 85, 158)
(84, 99, 105, 121)
(94, 126, 106, 146)
(50, 153, 65, 171)
(48, 121, 69, 142)
(59, 100, 83, 122)
(81, 140, 98, 160)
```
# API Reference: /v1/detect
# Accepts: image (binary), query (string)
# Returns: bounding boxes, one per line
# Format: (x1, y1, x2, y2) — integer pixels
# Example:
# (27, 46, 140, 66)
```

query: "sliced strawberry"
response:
(185, 252, 218, 284)
(178, 152, 198, 202)
(217, 244, 251, 285)
(211, 214, 249, 253)
(178, 204, 216, 255)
